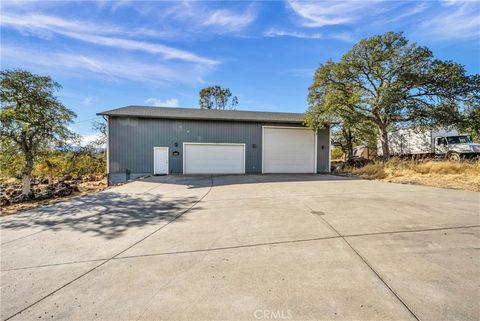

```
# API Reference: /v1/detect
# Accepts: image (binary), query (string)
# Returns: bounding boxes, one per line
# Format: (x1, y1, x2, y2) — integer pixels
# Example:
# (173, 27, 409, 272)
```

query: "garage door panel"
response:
(184, 144, 245, 174)
(263, 127, 316, 173)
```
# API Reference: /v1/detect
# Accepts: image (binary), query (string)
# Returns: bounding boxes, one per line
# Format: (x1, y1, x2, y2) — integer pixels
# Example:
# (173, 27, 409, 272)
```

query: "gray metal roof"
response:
(97, 106, 305, 124)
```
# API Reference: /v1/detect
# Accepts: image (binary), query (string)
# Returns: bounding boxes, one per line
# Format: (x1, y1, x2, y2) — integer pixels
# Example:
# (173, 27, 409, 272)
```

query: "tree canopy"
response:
(199, 85, 238, 110)
(306, 32, 479, 159)
(0, 69, 77, 196)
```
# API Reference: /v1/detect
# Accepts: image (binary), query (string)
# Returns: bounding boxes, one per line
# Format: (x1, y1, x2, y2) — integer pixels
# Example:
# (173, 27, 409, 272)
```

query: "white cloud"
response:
(1, 12, 168, 38)
(264, 28, 324, 39)
(441, 0, 464, 6)
(0, 12, 218, 65)
(421, 1, 480, 40)
(147, 1, 257, 34)
(1, 45, 213, 85)
(287, 0, 380, 27)
(286, 0, 479, 41)
(144, 98, 179, 107)
(80, 133, 103, 147)
(203, 5, 257, 32)
(384, 2, 427, 23)
(264, 27, 353, 41)
(0, 0, 63, 11)
(60, 31, 218, 65)
(96, 0, 133, 12)
(83, 97, 94, 106)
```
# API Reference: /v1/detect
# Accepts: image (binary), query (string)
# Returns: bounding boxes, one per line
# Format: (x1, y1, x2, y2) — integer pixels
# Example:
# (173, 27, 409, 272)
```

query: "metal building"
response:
(98, 106, 331, 184)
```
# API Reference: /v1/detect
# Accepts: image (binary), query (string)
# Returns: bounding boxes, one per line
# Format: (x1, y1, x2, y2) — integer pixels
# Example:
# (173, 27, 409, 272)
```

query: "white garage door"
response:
(263, 127, 317, 173)
(183, 143, 245, 174)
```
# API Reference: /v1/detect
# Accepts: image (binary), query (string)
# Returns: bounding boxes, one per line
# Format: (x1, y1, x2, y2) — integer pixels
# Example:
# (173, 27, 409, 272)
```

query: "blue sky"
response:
(1, 0, 479, 144)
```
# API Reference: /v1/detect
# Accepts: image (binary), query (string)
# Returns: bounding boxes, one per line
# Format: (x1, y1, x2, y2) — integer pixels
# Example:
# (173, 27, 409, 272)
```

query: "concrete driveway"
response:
(1, 175, 478, 321)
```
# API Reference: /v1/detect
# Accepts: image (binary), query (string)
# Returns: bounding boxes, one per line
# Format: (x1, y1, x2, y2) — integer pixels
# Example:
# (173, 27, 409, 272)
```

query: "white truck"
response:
(377, 128, 480, 160)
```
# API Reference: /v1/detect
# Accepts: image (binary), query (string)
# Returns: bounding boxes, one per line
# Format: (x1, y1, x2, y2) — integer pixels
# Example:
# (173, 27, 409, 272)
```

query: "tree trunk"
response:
(378, 126, 390, 160)
(21, 155, 34, 196)
(21, 174, 31, 195)
(346, 129, 354, 161)
(45, 160, 54, 186)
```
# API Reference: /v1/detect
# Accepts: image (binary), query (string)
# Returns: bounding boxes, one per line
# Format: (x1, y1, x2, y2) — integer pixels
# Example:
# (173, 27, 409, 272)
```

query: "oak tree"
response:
(0, 69, 77, 197)
(307, 32, 479, 159)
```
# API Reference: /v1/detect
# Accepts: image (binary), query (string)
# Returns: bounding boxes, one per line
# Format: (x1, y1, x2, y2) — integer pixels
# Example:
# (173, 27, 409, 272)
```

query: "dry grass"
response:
(348, 159, 480, 192)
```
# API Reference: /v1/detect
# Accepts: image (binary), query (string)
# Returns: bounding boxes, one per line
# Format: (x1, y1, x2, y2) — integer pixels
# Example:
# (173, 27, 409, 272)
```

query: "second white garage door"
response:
(263, 127, 317, 173)
(183, 143, 245, 174)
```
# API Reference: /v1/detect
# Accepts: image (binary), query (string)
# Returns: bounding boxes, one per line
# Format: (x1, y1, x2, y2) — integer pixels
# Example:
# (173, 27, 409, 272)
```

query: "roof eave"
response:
(96, 113, 304, 124)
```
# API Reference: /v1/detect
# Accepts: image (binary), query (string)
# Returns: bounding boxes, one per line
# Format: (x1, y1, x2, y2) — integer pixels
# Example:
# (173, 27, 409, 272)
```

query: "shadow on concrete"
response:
(1, 192, 201, 240)
(1, 174, 355, 240)
(139, 173, 359, 189)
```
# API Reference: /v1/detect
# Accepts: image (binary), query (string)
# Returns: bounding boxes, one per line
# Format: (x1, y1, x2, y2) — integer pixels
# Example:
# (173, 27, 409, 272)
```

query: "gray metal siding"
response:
(108, 117, 330, 183)
(316, 127, 330, 172)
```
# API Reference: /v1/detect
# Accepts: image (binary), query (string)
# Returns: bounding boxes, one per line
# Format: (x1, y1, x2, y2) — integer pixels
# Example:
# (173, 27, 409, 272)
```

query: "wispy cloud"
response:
(0, 0, 64, 11)
(287, 0, 381, 27)
(79, 133, 103, 147)
(1, 12, 169, 38)
(286, 0, 479, 41)
(94, 0, 133, 13)
(61, 31, 218, 65)
(1, 45, 213, 85)
(83, 97, 94, 106)
(143, 1, 257, 34)
(203, 5, 257, 32)
(144, 98, 179, 107)
(421, 1, 480, 40)
(264, 28, 324, 39)
(1, 12, 218, 65)
(264, 27, 353, 41)
(385, 2, 427, 23)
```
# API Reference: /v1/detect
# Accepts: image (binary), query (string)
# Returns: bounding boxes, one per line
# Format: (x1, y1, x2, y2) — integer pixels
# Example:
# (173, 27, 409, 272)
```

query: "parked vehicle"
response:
(351, 145, 376, 160)
(377, 128, 480, 160)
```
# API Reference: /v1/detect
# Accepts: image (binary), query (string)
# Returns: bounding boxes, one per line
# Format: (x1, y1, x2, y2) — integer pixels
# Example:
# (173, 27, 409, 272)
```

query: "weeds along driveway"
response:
(1, 174, 479, 321)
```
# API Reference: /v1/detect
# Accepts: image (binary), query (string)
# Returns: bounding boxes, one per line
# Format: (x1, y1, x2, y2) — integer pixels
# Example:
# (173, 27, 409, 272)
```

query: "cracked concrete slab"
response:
(345, 227, 480, 321)
(7, 239, 417, 321)
(1, 174, 478, 321)
(1, 261, 103, 319)
(1, 177, 212, 271)
(1, 195, 198, 270)
(119, 196, 337, 258)
(304, 186, 478, 235)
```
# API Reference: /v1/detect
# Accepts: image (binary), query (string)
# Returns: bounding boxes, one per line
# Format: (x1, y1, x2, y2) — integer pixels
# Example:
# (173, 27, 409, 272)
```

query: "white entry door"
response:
(262, 127, 317, 173)
(153, 147, 169, 175)
(183, 143, 245, 174)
